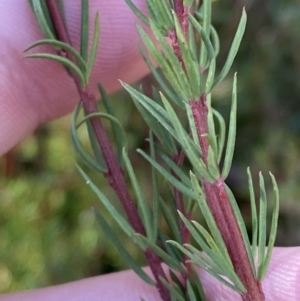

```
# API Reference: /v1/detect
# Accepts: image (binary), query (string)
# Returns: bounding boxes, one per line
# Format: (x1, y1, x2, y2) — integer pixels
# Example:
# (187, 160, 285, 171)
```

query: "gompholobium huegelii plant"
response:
(26, 0, 280, 300)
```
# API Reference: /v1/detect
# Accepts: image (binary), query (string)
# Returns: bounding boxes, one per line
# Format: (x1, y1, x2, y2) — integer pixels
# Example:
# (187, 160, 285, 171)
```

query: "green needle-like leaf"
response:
(94, 210, 155, 286)
(98, 84, 125, 163)
(189, 15, 216, 92)
(137, 149, 196, 199)
(222, 73, 237, 179)
(185, 102, 202, 151)
(148, 21, 192, 100)
(135, 234, 183, 271)
(160, 93, 212, 181)
(172, 12, 201, 99)
(71, 105, 107, 172)
(26, 53, 86, 87)
(149, 132, 159, 242)
(123, 148, 153, 240)
(259, 173, 280, 280)
(213, 109, 226, 163)
(76, 165, 135, 238)
(24, 39, 87, 74)
(137, 25, 188, 100)
(158, 151, 191, 187)
(86, 12, 100, 81)
(247, 168, 258, 269)
(124, 0, 149, 25)
(225, 185, 255, 275)
(139, 47, 184, 108)
(213, 9, 247, 88)
(31, 0, 55, 39)
(189, 172, 229, 259)
(258, 172, 267, 279)
(80, 0, 89, 61)
(199, 0, 212, 68)
(159, 198, 182, 244)
(160, 278, 187, 301)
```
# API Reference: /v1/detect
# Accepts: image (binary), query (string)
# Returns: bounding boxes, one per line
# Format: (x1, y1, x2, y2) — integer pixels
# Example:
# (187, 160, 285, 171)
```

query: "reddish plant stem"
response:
(45, 1, 170, 300)
(173, 0, 189, 37)
(168, 1, 189, 70)
(190, 95, 264, 301)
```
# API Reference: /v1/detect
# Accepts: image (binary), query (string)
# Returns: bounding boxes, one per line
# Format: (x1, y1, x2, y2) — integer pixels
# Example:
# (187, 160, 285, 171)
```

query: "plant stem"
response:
(44, 1, 170, 300)
(190, 95, 264, 301)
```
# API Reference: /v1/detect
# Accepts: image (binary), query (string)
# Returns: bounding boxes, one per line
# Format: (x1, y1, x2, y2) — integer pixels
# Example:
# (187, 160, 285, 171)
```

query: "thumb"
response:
(0, 0, 149, 155)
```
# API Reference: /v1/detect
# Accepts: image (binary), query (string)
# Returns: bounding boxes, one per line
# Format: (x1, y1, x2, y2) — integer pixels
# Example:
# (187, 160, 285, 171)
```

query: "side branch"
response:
(45, 1, 170, 300)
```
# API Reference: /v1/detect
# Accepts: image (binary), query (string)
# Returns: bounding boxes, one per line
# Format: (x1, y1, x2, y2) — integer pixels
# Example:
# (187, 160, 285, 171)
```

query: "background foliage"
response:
(1, 0, 300, 293)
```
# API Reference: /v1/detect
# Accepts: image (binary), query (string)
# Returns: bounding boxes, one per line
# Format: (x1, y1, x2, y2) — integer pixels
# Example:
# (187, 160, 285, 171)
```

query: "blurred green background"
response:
(1, 0, 300, 294)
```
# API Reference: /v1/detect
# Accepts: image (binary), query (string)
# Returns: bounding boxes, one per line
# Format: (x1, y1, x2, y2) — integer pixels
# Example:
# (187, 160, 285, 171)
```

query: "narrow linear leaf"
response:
(98, 84, 124, 162)
(213, 109, 226, 163)
(85, 119, 107, 172)
(189, 172, 230, 261)
(137, 25, 188, 100)
(189, 14, 216, 92)
(210, 25, 220, 57)
(207, 146, 219, 180)
(76, 112, 127, 149)
(31, 0, 55, 39)
(135, 234, 183, 271)
(149, 131, 159, 242)
(213, 8, 247, 88)
(185, 102, 201, 151)
(183, 243, 245, 292)
(26, 53, 86, 87)
(152, 0, 173, 30)
(159, 197, 182, 243)
(257, 172, 267, 279)
(158, 231, 183, 262)
(206, 95, 218, 155)
(139, 46, 184, 108)
(149, 20, 192, 100)
(71, 106, 107, 172)
(247, 167, 258, 269)
(188, 20, 198, 63)
(24, 39, 87, 74)
(160, 278, 187, 301)
(86, 12, 100, 80)
(259, 172, 280, 280)
(94, 210, 155, 286)
(80, 0, 89, 61)
(222, 73, 237, 179)
(199, 0, 212, 67)
(123, 148, 153, 240)
(186, 280, 197, 301)
(225, 185, 255, 275)
(121, 82, 176, 137)
(158, 151, 191, 187)
(124, 0, 149, 24)
(187, 270, 206, 301)
(76, 165, 135, 238)
(160, 93, 212, 181)
(172, 12, 201, 99)
(138, 149, 196, 199)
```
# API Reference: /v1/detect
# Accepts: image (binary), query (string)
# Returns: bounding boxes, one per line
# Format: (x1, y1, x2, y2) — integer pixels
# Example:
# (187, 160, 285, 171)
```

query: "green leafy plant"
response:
(26, 0, 280, 300)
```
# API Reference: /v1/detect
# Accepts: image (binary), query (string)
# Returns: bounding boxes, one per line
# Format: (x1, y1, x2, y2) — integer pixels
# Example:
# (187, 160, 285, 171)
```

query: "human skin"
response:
(1, 1, 300, 300)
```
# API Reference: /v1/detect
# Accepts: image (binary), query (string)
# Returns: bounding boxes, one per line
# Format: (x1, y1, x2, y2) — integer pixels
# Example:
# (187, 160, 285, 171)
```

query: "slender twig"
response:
(170, 3, 264, 300)
(45, 1, 170, 300)
(191, 95, 264, 301)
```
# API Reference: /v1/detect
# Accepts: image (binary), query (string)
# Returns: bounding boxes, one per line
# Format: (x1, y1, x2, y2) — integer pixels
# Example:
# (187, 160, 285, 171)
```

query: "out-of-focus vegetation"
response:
(1, 0, 300, 293)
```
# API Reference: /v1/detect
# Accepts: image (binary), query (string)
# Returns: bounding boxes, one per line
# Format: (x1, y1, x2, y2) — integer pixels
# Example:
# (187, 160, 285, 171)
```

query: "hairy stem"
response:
(44, 1, 170, 300)
(190, 95, 264, 301)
